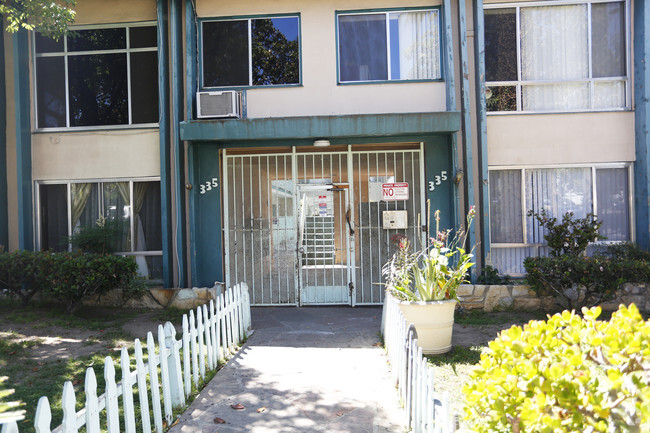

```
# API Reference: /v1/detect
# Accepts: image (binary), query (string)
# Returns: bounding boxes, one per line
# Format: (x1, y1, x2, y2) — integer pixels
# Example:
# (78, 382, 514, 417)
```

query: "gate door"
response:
(224, 153, 297, 305)
(298, 185, 351, 305)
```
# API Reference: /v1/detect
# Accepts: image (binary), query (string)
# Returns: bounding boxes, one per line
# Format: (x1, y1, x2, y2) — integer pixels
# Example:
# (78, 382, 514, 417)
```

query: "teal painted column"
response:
(443, 0, 456, 111)
(157, 0, 174, 287)
(186, 0, 197, 120)
(473, 0, 490, 266)
(635, 0, 650, 250)
(0, 30, 7, 250)
(457, 0, 477, 280)
(425, 137, 455, 236)
(189, 143, 223, 287)
(13, 29, 32, 251)
(171, 0, 187, 286)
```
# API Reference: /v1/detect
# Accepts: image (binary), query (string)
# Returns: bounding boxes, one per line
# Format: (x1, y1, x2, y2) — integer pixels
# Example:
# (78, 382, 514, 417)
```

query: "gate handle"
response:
(346, 209, 355, 236)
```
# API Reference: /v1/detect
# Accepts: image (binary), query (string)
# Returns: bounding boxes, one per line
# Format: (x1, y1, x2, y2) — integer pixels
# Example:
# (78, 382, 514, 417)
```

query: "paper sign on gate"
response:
(382, 182, 409, 201)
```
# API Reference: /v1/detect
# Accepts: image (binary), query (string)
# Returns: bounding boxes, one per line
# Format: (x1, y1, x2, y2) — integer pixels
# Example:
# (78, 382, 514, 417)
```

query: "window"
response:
(38, 180, 163, 281)
(201, 16, 300, 87)
(485, 1, 627, 112)
(489, 165, 632, 275)
(34, 24, 159, 129)
(337, 9, 441, 83)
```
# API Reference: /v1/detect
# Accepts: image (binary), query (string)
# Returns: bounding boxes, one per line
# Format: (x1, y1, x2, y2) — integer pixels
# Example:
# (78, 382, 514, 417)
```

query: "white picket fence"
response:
(0, 282, 252, 433)
(382, 294, 457, 433)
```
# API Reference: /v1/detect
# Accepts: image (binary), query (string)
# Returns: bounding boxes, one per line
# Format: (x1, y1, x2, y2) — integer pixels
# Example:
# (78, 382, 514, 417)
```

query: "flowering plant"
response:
(382, 208, 476, 302)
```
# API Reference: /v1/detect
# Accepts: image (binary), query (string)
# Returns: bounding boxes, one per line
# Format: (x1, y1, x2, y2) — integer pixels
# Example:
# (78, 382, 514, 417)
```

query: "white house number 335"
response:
(428, 171, 448, 191)
(199, 178, 219, 195)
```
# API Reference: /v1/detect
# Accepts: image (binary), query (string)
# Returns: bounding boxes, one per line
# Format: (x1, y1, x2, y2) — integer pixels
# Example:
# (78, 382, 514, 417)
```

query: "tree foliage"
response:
(252, 18, 299, 85)
(1, 0, 77, 38)
(464, 305, 650, 433)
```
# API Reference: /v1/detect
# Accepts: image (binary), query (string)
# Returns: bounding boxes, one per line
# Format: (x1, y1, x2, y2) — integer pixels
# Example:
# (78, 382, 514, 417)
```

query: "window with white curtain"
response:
(337, 9, 441, 83)
(38, 180, 163, 281)
(485, 0, 627, 112)
(489, 165, 632, 275)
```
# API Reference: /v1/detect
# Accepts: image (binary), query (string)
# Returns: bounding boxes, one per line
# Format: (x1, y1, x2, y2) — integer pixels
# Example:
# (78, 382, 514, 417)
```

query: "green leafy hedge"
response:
(524, 253, 650, 309)
(0, 250, 142, 312)
(463, 304, 650, 433)
(523, 209, 649, 309)
(0, 250, 54, 305)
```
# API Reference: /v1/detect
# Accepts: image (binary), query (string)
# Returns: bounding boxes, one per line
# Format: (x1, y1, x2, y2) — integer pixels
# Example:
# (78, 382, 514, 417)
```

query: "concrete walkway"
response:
(169, 306, 406, 433)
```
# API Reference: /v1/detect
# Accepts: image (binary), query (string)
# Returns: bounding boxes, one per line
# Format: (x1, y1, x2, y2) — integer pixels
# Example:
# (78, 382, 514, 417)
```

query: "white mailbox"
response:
(382, 210, 408, 229)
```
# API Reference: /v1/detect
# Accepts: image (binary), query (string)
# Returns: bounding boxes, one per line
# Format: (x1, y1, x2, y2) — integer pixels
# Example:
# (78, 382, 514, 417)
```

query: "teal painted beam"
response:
(457, 0, 477, 280)
(171, 0, 187, 286)
(0, 30, 7, 250)
(157, 0, 174, 287)
(634, 0, 650, 250)
(180, 112, 461, 142)
(473, 0, 490, 268)
(443, 0, 456, 111)
(13, 30, 32, 251)
(189, 143, 223, 287)
(186, 0, 197, 120)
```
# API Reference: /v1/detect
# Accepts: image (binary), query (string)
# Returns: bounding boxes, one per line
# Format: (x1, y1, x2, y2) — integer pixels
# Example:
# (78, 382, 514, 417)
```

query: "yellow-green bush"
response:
(463, 305, 650, 433)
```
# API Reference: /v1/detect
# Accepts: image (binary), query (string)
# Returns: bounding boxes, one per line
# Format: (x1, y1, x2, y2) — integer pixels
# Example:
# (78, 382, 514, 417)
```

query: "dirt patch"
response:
(452, 310, 550, 348)
(453, 323, 514, 347)
(0, 306, 180, 364)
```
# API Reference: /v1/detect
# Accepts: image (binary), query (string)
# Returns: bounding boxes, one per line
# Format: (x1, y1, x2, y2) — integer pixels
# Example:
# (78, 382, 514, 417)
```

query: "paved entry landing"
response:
(169, 307, 405, 433)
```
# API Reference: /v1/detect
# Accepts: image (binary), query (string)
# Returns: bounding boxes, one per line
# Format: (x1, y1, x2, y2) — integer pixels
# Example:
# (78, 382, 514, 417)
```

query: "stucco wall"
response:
(74, 0, 157, 24)
(196, 0, 447, 118)
(32, 130, 161, 180)
(487, 112, 636, 166)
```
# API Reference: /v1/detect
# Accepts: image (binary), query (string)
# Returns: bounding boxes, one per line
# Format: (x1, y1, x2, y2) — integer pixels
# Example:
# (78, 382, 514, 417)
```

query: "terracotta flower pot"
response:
(398, 299, 457, 355)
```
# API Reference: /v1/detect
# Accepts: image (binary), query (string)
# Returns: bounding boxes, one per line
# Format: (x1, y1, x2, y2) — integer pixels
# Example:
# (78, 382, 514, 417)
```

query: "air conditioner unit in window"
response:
(196, 91, 241, 119)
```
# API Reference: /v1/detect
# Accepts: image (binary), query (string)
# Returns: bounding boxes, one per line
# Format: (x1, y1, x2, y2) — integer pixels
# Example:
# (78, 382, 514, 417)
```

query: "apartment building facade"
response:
(0, 0, 648, 305)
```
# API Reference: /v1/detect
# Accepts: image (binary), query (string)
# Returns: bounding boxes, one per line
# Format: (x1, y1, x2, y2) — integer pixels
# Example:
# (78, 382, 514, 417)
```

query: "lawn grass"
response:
(455, 309, 550, 326)
(0, 301, 218, 432)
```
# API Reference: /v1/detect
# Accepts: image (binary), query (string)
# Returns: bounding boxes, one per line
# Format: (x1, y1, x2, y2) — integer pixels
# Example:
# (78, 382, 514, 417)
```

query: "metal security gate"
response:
(351, 149, 425, 305)
(223, 146, 424, 306)
(224, 153, 297, 305)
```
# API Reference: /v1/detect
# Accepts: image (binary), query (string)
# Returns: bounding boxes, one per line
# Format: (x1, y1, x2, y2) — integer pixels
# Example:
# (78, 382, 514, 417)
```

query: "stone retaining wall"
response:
(84, 282, 649, 312)
(83, 283, 225, 309)
(457, 283, 650, 312)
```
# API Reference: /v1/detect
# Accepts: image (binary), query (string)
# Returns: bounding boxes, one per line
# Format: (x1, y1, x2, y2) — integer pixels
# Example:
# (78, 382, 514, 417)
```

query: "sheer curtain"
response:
(520, 5, 589, 110)
(596, 168, 629, 241)
(105, 182, 130, 252)
(525, 168, 592, 244)
(71, 183, 93, 230)
(395, 10, 440, 80)
(489, 170, 523, 243)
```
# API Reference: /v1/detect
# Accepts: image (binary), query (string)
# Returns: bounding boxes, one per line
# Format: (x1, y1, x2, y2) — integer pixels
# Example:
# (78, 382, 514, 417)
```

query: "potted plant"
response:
(383, 208, 475, 354)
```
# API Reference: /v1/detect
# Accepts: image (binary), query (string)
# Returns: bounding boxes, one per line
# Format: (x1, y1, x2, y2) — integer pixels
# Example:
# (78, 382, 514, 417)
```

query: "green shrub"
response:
(525, 251, 650, 310)
(463, 304, 650, 433)
(48, 252, 141, 312)
(523, 210, 646, 309)
(68, 217, 127, 254)
(477, 265, 512, 285)
(527, 209, 605, 257)
(0, 250, 54, 305)
(594, 242, 650, 262)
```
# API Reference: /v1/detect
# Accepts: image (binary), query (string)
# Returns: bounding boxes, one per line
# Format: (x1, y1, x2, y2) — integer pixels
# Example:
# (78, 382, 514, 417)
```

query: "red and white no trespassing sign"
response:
(382, 182, 409, 201)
